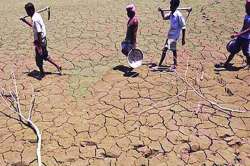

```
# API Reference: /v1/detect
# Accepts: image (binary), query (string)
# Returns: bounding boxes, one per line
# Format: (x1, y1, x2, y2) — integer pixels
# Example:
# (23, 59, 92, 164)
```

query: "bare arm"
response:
(34, 32, 43, 54)
(158, 8, 170, 20)
(234, 28, 250, 37)
(182, 28, 186, 45)
(133, 25, 138, 47)
(179, 14, 186, 45)
(34, 32, 43, 49)
(20, 18, 32, 27)
(37, 32, 43, 47)
(232, 19, 250, 38)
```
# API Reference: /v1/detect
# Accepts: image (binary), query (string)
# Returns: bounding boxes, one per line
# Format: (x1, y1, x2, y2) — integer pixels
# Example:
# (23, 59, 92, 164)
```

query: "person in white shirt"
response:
(157, 0, 186, 71)
(21, 2, 61, 79)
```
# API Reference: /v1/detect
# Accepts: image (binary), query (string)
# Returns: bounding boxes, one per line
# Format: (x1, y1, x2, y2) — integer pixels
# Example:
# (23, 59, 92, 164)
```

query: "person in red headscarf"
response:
(121, 4, 139, 56)
(216, 0, 250, 69)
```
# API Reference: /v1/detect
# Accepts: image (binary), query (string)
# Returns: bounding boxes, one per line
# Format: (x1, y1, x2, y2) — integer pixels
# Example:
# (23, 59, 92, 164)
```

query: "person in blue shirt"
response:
(217, 1, 250, 69)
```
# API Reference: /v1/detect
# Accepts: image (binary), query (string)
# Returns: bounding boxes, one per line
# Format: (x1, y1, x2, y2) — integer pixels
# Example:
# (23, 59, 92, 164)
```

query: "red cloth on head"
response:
(126, 4, 136, 12)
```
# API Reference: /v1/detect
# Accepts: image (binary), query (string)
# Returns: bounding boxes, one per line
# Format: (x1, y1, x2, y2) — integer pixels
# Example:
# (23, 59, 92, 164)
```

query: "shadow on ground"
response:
(113, 65, 139, 77)
(214, 63, 245, 72)
(24, 70, 60, 80)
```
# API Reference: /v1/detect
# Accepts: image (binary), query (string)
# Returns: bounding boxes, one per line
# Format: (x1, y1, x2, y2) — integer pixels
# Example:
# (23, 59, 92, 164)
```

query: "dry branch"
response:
(173, 56, 245, 113)
(0, 73, 42, 166)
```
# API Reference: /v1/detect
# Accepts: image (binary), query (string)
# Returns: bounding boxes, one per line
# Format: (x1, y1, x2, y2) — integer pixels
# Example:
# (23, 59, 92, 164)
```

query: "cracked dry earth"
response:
(0, 0, 250, 165)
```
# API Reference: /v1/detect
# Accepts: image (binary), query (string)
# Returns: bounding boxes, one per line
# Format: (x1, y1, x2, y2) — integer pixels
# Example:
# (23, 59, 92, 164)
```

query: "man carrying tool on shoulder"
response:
(155, 0, 186, 72)
(20, 2, 61, 79)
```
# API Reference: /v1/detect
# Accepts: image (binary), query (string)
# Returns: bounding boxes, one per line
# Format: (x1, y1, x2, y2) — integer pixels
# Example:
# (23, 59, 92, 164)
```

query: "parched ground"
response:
(0, 0, 250, 165)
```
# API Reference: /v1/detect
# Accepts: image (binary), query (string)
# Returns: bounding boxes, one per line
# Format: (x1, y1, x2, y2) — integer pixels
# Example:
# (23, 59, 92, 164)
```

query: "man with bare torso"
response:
(121, 4, 139, 56)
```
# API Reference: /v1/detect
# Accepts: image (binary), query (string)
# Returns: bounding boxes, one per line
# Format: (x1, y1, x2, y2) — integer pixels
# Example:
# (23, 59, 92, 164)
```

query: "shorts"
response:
(35, 38, 49, 68)
(121, 41, 134, 56)
(227, 37, 250, 58)
(164, 39, 177, 51)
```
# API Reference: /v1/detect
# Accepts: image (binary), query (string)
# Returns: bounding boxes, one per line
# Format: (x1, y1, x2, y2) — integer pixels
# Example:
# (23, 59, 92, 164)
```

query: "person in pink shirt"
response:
(121, 4, 139, 56)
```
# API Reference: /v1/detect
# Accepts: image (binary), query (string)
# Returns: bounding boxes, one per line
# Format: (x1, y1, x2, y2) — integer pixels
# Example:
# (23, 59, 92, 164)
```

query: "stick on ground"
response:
(0, 72, 42, 166)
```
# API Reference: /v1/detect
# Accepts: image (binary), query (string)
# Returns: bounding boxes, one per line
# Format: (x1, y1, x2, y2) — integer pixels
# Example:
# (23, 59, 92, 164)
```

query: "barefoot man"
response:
(216, 0, 250, 69)
(156, 0, 186, 71)
(20, 2, 61, 79)
(121, 4, 139, 56)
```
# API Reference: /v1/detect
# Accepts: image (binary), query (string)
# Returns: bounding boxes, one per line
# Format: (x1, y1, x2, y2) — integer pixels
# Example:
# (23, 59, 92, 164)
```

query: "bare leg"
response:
(245, 56, 250, 69)
(36, 64, 45, 79)
(159, 48, 168, 66)
(173, 50, 177, 67)
(224, 53, 235, 66)
(38, 66, 44, 74)
(246, 56, 250, 65)
(215, 53, 235, 68)
(168, 50, 177, 71)
(47, 56, 62, 72)
(35, 50, 45, 78)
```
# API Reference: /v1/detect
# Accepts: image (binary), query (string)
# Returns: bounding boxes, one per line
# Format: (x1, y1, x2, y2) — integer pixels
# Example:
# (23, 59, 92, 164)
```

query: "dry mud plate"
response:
(0, 0, 250, 165)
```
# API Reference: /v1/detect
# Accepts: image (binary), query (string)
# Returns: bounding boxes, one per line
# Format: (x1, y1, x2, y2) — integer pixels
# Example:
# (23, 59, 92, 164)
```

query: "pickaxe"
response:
(20, 6, 51, 21)
(158, 7, 192, 22)
(159, 7, 192, 12)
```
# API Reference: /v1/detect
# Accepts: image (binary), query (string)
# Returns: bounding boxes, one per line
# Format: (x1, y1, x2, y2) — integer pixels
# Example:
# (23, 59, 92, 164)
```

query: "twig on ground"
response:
(0, 72, 42, 166)
(174, 56, 245, 113)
